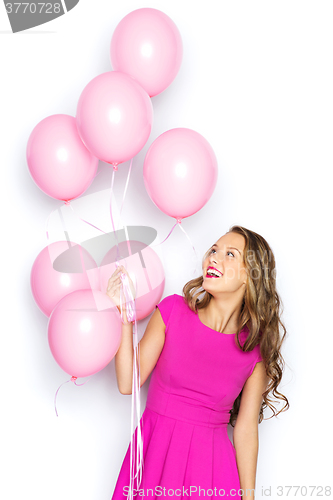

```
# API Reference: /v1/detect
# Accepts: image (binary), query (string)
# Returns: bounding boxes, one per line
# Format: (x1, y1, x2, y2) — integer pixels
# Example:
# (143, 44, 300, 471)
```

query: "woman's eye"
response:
(209, 249, 235, 257)
(209, 249, 234, 257)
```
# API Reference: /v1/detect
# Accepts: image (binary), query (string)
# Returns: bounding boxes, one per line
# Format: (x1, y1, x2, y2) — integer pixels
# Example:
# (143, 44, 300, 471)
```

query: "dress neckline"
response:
(196, 309, 237, 336)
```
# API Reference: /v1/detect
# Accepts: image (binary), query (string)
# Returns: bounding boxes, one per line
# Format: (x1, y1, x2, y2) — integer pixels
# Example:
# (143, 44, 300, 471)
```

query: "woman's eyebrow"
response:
(228, 246, 241, 255)
(212, 244, 241, 255)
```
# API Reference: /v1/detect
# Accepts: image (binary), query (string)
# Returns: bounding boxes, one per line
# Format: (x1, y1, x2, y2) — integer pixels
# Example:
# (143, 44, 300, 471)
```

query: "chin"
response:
(202, 279, 213, 291)
(202, 279, 221, 292)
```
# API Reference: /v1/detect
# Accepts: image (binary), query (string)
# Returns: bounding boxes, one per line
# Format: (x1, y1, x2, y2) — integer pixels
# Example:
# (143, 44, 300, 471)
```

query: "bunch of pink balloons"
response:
(27, 7, 183, 379)
(28, 7, 218, 382)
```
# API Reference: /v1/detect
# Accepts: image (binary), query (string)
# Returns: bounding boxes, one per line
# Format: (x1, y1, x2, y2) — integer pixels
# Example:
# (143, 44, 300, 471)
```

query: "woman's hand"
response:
(106, 265, 136, 325)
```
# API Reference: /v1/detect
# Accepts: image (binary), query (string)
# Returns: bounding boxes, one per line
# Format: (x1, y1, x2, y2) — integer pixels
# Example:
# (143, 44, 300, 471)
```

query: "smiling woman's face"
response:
(202, 232, 248, 295)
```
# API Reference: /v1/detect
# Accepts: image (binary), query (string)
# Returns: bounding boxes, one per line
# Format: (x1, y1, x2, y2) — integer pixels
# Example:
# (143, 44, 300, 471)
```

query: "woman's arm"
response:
(106, 265, 166, 395)
(233, 361, 270, 500)
(115, 308, 166, 395)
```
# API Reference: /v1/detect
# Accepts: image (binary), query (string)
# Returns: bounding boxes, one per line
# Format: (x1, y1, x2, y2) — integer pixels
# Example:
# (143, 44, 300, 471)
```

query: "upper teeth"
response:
(207, 268, 222, 277)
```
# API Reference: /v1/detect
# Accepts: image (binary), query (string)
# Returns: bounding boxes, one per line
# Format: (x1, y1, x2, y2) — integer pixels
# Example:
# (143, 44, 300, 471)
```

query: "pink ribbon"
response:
(109, 161, 143, 499)
(45, 168, 104, 241)
(152, 217, 201, 277)
(116, 265, 143, 498)
(54, 376, 91, 417)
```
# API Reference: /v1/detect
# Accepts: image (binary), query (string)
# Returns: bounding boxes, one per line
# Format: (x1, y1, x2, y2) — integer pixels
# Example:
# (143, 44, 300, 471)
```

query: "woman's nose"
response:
(210, 251, 222, 264)
(210, 254, 218, 264)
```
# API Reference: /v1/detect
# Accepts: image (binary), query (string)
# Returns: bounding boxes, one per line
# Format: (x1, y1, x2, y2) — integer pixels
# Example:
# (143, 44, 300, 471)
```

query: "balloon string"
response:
(45, 167, 104, 242)
(108, 161, 143, 500)
(177, 222, 201, 277)
(54, 376, 91, 417)
(116, 267, 143, 499)
(109, 166, 122, 263)
(128, 336, 143, 499)
(117, 158, 133, 232)
(45, 206, 60, 241)
(151, 218, 200, 277)
(122, 286, 143, 500)
(135, 337, 143, 489)
(65, 201, 107, 234)
(151, 218, 181, 247)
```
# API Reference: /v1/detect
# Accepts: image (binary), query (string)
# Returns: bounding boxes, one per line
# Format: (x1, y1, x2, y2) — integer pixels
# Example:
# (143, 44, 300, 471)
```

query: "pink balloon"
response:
(110, 8, 183, 97)
(76, 71, 153, 166)
(31, 241, 100, 317)
(143, 128, 218, 220)
(99, 240, 165, 321)
(48, 289, 122, 377)
(26, 114, 99, 201)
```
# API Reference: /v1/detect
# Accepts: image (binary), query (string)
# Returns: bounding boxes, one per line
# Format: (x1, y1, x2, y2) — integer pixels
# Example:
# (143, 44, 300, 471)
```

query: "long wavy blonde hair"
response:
(182, 225, 289, 426)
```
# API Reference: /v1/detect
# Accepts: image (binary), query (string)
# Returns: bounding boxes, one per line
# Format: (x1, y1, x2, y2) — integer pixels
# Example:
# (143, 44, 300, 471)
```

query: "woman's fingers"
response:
(108, 266, 124, 280)
(105, 266, 136, 325)
(107, 267, 123, 287)
(107, 278, 121, 292)
(107, 275, 122, 285)
(106, 266, 135, 301)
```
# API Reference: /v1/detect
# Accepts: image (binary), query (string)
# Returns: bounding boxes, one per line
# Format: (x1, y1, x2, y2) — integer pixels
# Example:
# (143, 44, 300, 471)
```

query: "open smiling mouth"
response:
(206, 268, 223, 278)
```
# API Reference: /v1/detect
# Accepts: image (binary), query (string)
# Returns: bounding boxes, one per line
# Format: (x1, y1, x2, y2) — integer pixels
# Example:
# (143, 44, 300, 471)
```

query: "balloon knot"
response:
(176, 217, 182, 224)
(71, 376, 77, 382)
(64, 200, 70, 206)
(112, 163, 118, 171)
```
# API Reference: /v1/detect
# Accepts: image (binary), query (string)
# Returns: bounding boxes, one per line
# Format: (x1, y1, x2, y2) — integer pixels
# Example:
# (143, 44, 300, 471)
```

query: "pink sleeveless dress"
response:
(111, 294, 263, 500)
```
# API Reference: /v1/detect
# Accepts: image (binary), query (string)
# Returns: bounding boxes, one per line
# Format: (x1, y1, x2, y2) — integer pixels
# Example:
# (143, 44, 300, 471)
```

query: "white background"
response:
(1, 1, 332, 499)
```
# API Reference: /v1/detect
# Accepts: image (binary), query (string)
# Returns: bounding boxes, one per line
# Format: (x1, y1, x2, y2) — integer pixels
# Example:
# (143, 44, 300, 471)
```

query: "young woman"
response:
(107, 225, 289, 500)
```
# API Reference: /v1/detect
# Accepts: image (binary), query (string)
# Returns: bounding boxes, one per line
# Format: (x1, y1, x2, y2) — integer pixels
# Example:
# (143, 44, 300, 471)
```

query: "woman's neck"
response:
(199, 296, 243, 333)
